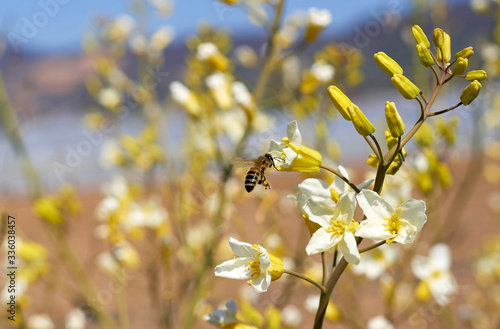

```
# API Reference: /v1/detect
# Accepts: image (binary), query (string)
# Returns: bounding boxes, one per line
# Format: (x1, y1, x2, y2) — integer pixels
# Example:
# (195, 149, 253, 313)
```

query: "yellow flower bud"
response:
(219, 0, 239, 4)
(366, 154, 379, 169)
(391, 74, 420, 100)
(325, 303, 341, 322)
(304, 8, 332, 43)
(460, 80, 482, 105)
(385, 129, 397, 150)
(385, 101, 405, 137)
(433, 28, 444, 48)
(414, 122, 434, 147)
(327, 85, 352, 121)
(412, 25, 430, 48)
(34, 198, 63, 225)
(437, 162, 453, 188)
(416, 43, 434, 67)
(280, 140, 322, 174)
(415, 280, 432, 302)
(455, 46, 474, 59)
(347, 104, 375, 136)
(465, 70, 487, 81)
(436, 31, 451, 62)
(374, 52, 403, 76)
(267, 253, 284, 281)
(417, 172, 433, 194)
(452, 57, 468, 75)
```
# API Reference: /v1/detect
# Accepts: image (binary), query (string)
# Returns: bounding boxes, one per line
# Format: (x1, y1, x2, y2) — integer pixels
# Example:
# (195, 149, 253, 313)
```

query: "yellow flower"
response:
(268, 121, 322, 174)
(33, 197, 62, 225)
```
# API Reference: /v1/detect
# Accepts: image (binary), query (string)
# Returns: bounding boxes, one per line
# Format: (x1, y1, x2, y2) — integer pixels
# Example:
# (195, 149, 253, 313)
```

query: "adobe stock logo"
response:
(7, 0, 71, 54)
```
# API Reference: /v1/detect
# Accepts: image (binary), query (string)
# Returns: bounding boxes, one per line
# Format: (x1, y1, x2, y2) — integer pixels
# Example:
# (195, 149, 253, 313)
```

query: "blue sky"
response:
(0, 0, 468, 54)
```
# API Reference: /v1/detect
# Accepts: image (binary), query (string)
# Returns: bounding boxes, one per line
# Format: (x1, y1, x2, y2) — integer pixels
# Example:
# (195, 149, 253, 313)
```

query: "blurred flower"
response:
(355, 190, 427, 244)
(268, 120, 322, 174)
(65, 308, 86, 329)
(351, 243, 398, 280)
(96, 252, 120, 275)
(149, 26, 174, 52)
(106, 15, 136, 42)
(412, 243, 457, 305)
(281, 305, 302, 327)
(367, 315, 394, 329)
(205, 299, 257, 329)
(305, 190, 360, 264)
(304, 295, 340, 321)
(129, 32, 147, 56)
(113, 241, 140, 269)
(98, 88, 122, 110)
(214, 237, 283, 293)
(231, 81, 255, 113)
(304, 8, 332, 42)
(169, 81, 202, 116)
(206, 72, 233, 109)
(234, 45, 258, 68)
(310, 60, 335, 82)
(27, 314, 55, 329)
(149, 0, 173, 17)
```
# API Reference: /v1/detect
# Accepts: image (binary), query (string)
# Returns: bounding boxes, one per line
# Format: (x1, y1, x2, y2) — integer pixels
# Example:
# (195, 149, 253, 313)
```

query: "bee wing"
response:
(231, 157, 257, 167)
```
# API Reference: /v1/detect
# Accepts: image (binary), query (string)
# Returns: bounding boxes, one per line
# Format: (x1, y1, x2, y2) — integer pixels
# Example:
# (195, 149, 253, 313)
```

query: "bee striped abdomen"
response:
(245, 167, 260, 192)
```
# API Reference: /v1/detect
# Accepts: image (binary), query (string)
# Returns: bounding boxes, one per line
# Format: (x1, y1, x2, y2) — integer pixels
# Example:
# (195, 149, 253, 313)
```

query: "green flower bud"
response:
(465, 70, 487, 81)
(460, 80, 482, 106)
(391, 74, 421, 100)
(452, 57, 468, 75)
(433, 28, 444, 48)
(436, 31, 451, 62)
(455, 46, 474, 59)
(347, 104, 375, 136)
(416, 43, 434, 67)
(374, 52, 403, 76)
(327, 86, 352, 121)
(385, 101, 405, 137)
(412, 25, 430, 48)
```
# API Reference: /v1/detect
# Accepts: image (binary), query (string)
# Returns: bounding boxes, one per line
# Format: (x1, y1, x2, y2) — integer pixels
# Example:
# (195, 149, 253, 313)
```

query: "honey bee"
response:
(232, 153, 276, 193)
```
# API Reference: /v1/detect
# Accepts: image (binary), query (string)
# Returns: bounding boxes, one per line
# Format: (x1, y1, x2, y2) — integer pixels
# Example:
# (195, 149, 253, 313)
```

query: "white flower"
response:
(27, 314, 55, 329)
(126, 198, 168, 229)
(304, 294, 321, 313)
(412, 243, 457, 306)
(310, 60, 335, 82)
(367, 315, 394, 329)
(305, 190, 360, 265)
(355, 190, 427, 244)
(231, 81, 253, 108)
(234, 45, 258, 68)
(351, 243, 398, 280)
(65, 308, 86, 329)
(215, 238, 274, 293)
(149, 26, 174, 52)
(306, 8, 332, 27)
(99, 139, 122, 168)
(197, 42, 219, 60)
(98, 88, 122, 110)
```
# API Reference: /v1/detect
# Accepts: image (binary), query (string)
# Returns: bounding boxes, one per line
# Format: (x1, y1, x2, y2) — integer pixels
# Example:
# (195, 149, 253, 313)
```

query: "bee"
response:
(232, 153, 276, 193)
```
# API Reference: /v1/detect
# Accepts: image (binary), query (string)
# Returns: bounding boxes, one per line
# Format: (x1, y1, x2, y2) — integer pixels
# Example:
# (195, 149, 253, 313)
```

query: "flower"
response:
(304, 8, 332, 42)
(204, 299, 258, 329)
(214, 238, 283, 293)
(367, 315, 394, 329)
(351, 243, 398, 280)
(305, 190, 360, 264)
(65, 308, 86, 329)
(27, 314, 55, 329)
(281, 305, 302, 327)
(268, 120, 322, 174)
(412, 243, 457, 305)
(355, 190, 427, 244)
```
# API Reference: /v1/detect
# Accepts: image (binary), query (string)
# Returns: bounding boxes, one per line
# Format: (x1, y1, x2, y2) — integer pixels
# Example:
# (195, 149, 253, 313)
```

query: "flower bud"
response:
(455, 46, 474, 59)
(391, 74, 421, 100)
(460, 80, 482, 106)
(436, 31, 451, 62)
(412, 25, 430, 48)
(304, 8, 332, 43)
(437, 162, 452, 188)
(416, 43, 434, 67)
(366, 154, 379, 169)
(385, 101, 405, 137)
(433, 28, 444, 48)
(374, 52, 403, 76)
(452, 57, 468, 75)
(327, 85, 352, 121)
(465, 70, 487, 81)
(347, 104, 375, 136)
(267, 253, 284, 281)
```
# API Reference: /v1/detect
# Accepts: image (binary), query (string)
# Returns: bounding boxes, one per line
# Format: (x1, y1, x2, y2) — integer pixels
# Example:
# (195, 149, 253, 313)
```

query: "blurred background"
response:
(0, 0, 500, 328)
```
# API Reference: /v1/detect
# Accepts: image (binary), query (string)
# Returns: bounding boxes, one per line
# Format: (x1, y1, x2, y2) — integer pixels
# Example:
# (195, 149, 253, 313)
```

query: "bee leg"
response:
(262, 181, 271, 190)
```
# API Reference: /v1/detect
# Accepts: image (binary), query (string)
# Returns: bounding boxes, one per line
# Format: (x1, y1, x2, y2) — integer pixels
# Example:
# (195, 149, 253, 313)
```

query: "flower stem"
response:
(427, 102, 462, 116)
(321, 252, 326, 286)
(319, 164, 360, 193)
(284, 269, 325, 293)
(359, 241, 386, 254)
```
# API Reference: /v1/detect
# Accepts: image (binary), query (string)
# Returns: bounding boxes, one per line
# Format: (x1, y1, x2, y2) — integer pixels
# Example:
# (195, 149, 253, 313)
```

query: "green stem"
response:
(284, 269, 325, 293)
(359, 241, 386, 254)
(319, 164, 360, 193)
(321, 252, 326, 286)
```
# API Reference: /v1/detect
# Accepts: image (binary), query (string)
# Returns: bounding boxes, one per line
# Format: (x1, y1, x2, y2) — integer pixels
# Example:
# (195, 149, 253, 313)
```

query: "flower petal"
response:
(251, 272, 271, 293)
(305, 228, 340, 255)
(286, 120, 302, 145)
(357, 189, 394, 221)
(338, 232, 360, 265)
(429, 243, 451, 271)
(355, 218, 394, 241)
(304, 196, 336, 227)
(331, 165, 349, 194)
(396, 199, 427, 232)
(393, 221, 417, 244)
(332, 190, 356, 225)
(214, 258, 253, 279)
(411, 255, 431, 279)
(259, 252, 271, 273)
(229, 237, 259, 258)
(298, 178, 331, 199)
